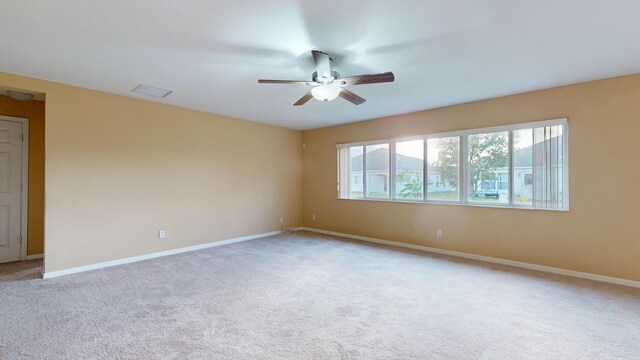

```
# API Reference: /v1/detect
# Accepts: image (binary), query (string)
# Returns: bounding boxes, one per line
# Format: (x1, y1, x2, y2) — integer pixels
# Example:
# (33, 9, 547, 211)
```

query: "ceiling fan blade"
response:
(258, 79, 309, 84)
(311, 50, 332, 81)
(339, 88, 366, 105)
(340, 72, 395, 86)
(293, 92, 314, 106)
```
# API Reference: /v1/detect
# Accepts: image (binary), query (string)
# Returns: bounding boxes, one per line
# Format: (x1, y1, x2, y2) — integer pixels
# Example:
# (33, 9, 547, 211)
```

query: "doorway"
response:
(0, 115, 28, 263)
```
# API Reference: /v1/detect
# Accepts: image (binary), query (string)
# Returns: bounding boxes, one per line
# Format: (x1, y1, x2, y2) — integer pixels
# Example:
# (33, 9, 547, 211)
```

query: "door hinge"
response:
(21, 133, 24, 142)
(18, 234, 23, 244)
(21, 184, 23, 192)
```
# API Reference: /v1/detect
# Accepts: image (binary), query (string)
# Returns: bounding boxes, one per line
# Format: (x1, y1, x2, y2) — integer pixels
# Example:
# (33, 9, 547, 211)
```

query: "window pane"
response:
(349, 146, 363, 198)
(513, 129, 533, 205)
(533, 125, 565, 209)
(366, 144, 389, 198)
(395, 140, 424, 200)
(468, 132, 509, 203)
(427, 137, 460, 201)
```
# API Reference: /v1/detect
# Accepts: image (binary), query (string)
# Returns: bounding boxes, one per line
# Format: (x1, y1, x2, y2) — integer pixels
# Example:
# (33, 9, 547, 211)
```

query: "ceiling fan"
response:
(258, 50, 395, 106)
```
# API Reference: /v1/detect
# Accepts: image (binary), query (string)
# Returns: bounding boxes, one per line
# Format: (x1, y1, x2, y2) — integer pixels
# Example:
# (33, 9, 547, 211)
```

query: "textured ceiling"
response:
(1, 1, 639, 130)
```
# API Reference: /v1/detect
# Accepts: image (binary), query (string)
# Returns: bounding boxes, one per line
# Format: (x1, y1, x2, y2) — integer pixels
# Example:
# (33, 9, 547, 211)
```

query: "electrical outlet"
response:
(436, 229, 443, 238)
(159, 230, 166, 239)
(279, 217, 284, 225)
(312, 214, 316, 221)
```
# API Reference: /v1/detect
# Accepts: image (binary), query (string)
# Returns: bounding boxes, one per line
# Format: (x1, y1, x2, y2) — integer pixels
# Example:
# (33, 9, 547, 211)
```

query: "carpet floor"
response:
(1, 231, 639, 359)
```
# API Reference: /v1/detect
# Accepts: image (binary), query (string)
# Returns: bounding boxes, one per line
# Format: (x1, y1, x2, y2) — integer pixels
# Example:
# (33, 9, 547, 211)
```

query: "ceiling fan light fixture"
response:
(311, 84, 342, 102)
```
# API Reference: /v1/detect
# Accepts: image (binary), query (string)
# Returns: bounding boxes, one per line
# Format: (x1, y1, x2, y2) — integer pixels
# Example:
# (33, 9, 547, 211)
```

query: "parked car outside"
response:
(474, 190, 500, 199)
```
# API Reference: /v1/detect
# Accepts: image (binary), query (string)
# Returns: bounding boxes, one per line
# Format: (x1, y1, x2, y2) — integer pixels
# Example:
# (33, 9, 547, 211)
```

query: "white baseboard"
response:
(300, 227, 640, 289)
(25, 254, 43, 260)
(42, 230, 281, 279)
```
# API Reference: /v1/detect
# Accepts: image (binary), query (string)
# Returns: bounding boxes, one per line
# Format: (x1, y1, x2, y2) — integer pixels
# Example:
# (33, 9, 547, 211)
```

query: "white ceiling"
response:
(1, 1, 639, 130)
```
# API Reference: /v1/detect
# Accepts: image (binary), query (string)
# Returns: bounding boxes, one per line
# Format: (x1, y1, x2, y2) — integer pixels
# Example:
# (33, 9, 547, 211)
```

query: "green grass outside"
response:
(426, 191, 459, 201)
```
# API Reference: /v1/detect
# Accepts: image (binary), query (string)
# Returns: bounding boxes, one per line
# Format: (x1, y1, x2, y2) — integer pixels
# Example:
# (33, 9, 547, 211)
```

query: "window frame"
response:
(425, 136, 461, 203)
(336, 118, 569, 211)
(393, 139, 425, 202)
(465, 129, 511, 206)
(363, 143, 391, 200)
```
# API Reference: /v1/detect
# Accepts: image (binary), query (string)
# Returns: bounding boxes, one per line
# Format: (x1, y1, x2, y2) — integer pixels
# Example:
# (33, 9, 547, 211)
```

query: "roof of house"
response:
(351, 148, 424, 171)
(513, 140, 563, 167)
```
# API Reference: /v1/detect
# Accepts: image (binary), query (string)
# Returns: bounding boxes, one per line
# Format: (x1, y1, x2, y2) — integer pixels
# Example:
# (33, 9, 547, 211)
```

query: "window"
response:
(426, 137, 459, 201)
(337, 118, 568, 210)
(533, 124, 565, 209)
(467, 131, 509, 204)
(395, 140, 424, 200)
(513, 129, 533, 205)
(365, 144, 390, 198)
(348, 146, 363, 198)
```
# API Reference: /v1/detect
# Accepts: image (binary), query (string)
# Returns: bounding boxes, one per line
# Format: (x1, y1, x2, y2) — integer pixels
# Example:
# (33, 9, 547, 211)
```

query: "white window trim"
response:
(336, 118, 569, 211)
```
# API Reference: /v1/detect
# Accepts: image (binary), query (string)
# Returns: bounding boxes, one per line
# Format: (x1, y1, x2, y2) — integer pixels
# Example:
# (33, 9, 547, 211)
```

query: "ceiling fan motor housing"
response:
(312, 71, 340, 83)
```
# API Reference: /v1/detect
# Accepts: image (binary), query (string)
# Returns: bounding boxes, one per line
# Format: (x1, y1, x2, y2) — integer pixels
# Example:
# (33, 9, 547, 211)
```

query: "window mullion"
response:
(337, 149, 342, 198)
(508, 131, 513, 206)
(531, 131, 536, 208)
(563, 124, 569, 210)
(423, 137, 428, 202)
(362, 146, 367, 199)
(461, 135, 468, 204)
(389, 142, 396, 200)
(344, 149, 350, 199)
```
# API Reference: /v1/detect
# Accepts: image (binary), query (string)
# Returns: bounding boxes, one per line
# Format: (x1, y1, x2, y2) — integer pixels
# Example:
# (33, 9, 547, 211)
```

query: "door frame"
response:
(0, 115, 29, 261)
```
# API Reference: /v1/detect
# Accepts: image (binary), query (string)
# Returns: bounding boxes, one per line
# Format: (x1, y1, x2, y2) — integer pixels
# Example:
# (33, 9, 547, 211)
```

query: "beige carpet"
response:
(1, 231, 639, 359)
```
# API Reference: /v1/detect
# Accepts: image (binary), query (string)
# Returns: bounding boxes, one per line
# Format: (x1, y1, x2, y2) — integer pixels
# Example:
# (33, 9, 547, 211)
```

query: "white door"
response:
(0, 119, 23, 263)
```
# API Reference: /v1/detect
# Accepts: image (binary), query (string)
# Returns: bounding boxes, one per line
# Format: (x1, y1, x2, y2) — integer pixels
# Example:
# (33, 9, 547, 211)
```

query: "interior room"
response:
(1, 1, 639, 359)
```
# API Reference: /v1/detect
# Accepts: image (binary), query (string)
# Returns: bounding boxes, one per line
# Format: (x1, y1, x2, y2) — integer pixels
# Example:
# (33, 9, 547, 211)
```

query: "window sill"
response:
(337, 197, 569, 212)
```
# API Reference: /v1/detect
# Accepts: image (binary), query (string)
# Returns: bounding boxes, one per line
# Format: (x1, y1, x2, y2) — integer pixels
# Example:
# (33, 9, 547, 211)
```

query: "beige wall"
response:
(0, 95, 45, 255)
(303, 74, 640, 282)
(0, 72, 303, 273)
(2, 69, 639, 282)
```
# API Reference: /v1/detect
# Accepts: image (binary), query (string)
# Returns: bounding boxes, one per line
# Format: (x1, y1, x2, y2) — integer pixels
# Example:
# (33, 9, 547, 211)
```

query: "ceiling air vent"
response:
(132, 84, 172, 98)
